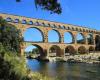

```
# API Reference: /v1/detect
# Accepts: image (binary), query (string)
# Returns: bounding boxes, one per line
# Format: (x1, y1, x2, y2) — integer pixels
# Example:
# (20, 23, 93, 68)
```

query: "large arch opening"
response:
(78, 46, 86, 54)
(64, 32, 74, 44)
(65, 46, 76, 56)
(89, 46, 94, 53)
(87, 34, 94, 45)
(25, 45, 44, 58)
(48, 30, 61, 43)
(76, 33, 85, 44)
(95, 35, 100, 51)
(24, 27, 44, 42)
(49, 45, 61, 57)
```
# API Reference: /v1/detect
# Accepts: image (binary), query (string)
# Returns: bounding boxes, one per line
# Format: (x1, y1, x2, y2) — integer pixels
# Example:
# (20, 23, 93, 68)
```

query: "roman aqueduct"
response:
(0, 13, 100, 59)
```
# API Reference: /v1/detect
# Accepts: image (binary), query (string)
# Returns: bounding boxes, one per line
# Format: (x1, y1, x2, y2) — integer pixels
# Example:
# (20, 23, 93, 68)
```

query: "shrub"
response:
(0, 51, 54, 80)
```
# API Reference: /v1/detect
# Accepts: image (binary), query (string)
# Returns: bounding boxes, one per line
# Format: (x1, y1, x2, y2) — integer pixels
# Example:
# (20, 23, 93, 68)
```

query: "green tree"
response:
(16, 0, 62, 14)
(0, 17, 23, 53)
(32, 48, 39, 54)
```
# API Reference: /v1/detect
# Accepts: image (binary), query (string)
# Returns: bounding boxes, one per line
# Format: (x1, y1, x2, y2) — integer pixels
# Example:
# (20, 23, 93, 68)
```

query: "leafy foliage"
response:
(35, 0, 62, 14)
(16, 0, 62, 14)
(0, 42, 54, 80)
(16, 0, 20, 2)
(0, 17, 54, 80)
(32, 48, 39, 54)
(0, 17, 23, 53)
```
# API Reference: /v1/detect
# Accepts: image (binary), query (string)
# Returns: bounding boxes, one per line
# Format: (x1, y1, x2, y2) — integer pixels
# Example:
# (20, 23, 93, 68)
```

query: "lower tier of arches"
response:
(21, 42, 96, 60)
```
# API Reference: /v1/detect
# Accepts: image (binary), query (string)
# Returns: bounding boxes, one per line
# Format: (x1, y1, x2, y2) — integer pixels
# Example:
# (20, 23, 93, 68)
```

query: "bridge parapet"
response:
(0, 13, 99, 33)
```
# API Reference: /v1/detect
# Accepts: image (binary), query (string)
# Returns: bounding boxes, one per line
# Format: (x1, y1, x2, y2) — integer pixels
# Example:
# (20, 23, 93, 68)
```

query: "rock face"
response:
(47, 52, 100, 63)
(67, 53, 100, 63)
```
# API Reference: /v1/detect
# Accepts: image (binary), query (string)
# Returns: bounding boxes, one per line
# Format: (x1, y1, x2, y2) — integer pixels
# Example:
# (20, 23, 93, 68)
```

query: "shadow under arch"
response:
(95, 35, 100, 51)
(23, 27, 44, 42)
(25, 44, 44, 57)
(49, 45, 62, 57)
(6, 17, 12, 22)
(65, 45, 76, 55)
(89, 46, 95, 53)
(87, 33, 94, 45)
(48, 29, 61, 43)
(28, 21, 33, 25)
(78, 46, 87, 54)
(64, 32, 75, 44)
(76, 32, 86, 44)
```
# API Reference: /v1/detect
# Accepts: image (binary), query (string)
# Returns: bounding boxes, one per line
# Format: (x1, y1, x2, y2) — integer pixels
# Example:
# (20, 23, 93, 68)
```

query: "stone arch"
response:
(89, 46, 94, 53)
(14, 19, 19, 23)
(63, 26, 66, 29)
(38, 22, 43, 26)
(78, 46, 87, 54)
(65, 45, 76, 55)
(58, 25, 62, 29)
(89, 30, 91, 33)
(71, 27, 74, 31)
(6, 17, 12, 22)
(25, 44, 44, 57)
(44, 23, 48, 27)
(22, 20, 27, 24)
(48, 29, 61, 42)
(53, 24, 57, 28)
(76, 28, 78, 31)
(34, 21, 39, 26)
(86, 29, 88, 32)
(92, 30, 94, 33)
(23, 27, 44, 42)
(49, 45, 62, 57)
(28, 21, 33, 25)
(50, 24, 54, 28)
(76, 33, 85, 44)
(67, 26, 71, 30)
(69, 27, 72, 30)
(79, 28, 82, 32)
(87, 29, 89, 32)
(64, 26, 67, 29)
(64, 32, 74, 44)
(60, 25, 65, 29)
(87, 33, 94, 45)
(83, 29, 86, 32)
(48, 23, 51, 27)
(42, 22, 46, 26)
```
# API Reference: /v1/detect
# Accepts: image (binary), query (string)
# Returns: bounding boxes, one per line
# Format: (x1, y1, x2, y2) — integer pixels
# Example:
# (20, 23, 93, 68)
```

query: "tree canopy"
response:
(0, 17, 23, 53)
(16, 0, 62, 14)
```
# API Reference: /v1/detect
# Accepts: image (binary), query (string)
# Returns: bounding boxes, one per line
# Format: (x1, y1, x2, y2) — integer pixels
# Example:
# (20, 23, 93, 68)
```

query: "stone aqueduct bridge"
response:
(0, 13, 100, 59)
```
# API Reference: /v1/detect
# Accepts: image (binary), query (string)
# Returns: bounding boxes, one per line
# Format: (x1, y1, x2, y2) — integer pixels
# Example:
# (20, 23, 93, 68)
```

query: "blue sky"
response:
(0, 0, 100, 30)
(0, 0, 99, 51)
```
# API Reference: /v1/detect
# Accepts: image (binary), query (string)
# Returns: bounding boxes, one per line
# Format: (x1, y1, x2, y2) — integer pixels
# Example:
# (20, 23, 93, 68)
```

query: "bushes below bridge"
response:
(0, 43, 54, 80)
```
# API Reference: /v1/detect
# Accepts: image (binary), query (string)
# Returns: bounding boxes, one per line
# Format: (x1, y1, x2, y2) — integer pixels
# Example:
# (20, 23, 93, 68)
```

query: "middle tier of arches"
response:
(23, 27, 95, 45)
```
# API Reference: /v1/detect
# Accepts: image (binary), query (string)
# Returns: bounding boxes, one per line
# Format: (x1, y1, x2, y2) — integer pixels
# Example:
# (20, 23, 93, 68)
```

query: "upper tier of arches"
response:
(1, 13, 98, 34)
